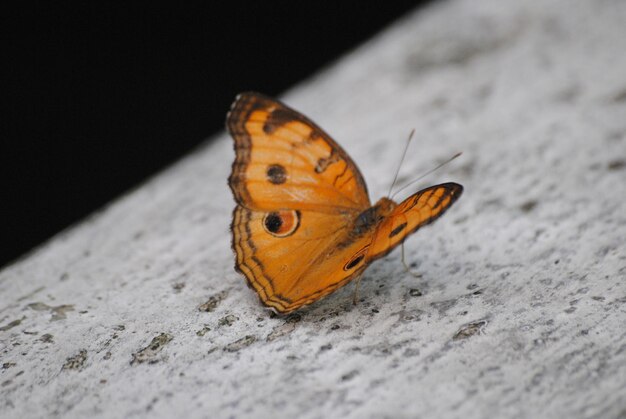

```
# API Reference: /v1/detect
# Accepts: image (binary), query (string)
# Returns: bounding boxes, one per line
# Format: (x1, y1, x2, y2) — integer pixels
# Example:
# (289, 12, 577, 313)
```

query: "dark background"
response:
(2, 2, 433, 268)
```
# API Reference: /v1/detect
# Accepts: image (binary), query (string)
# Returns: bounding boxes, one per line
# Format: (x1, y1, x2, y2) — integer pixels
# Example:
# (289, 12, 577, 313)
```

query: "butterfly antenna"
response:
(391, 152, 462, 199)
(387, 129, 415, 198)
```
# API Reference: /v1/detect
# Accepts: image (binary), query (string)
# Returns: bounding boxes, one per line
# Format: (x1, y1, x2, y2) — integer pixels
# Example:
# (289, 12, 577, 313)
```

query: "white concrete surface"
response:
(1, 0, 625, 418)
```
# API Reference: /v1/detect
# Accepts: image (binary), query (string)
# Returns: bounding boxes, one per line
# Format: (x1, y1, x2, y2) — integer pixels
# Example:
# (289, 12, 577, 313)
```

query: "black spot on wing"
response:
(343, 246, 370, 271)
(389, 222, 407, 238)
(266, 164, 287, 184)
(344, 254, 364, 270)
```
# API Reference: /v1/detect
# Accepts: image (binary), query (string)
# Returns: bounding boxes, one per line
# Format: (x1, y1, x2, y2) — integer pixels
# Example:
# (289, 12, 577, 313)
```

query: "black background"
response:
(3, 2, 433, 268)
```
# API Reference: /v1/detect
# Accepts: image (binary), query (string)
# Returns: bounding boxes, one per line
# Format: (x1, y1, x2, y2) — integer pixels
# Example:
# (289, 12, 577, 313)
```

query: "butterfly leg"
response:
(352, 273, 364, 306)
(401, 242, 422, 279)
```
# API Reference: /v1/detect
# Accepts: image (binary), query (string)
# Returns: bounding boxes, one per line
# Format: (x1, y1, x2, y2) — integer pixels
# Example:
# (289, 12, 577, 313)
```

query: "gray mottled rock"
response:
(1, 0, 625, 418)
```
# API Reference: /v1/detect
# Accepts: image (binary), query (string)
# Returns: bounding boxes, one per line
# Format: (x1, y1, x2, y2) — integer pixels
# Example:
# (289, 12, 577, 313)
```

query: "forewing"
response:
(227, 92, 370, 213)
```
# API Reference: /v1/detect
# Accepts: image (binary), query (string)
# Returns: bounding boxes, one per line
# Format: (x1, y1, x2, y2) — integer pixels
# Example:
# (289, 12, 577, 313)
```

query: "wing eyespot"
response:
(262, 210, 300, 238)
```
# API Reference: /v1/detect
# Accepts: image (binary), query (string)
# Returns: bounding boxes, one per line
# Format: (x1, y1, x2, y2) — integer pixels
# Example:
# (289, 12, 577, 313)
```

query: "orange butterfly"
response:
(227, 92, 462, 313)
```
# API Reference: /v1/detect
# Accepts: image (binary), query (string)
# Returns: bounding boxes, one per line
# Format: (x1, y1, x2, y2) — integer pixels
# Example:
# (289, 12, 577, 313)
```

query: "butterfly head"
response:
(373, 197, 396, 217)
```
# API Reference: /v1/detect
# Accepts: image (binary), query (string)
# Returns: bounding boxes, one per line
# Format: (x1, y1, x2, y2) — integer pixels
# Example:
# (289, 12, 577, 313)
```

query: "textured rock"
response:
(1, 0, 625, 418)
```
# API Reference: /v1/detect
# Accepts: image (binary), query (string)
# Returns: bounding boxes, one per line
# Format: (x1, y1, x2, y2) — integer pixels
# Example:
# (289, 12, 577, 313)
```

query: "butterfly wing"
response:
(232, 206, 373, 313)
(228, 92, 374, 312)
(227, 92, 370, 213)
(368, 183, 463, 260)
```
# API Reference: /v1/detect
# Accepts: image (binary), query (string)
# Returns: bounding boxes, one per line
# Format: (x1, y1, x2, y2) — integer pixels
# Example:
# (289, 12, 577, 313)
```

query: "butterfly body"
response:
(227, 92, 462, 313)
(353, 198, 394, 233)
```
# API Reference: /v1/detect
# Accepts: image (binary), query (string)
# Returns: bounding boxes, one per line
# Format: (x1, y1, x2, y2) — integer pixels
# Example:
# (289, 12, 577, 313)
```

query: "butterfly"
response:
(227, 92, 462, 314)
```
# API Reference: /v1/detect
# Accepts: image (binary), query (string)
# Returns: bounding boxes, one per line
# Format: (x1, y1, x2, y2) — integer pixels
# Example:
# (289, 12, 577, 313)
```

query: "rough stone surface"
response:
(1, 0, 625, 418)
